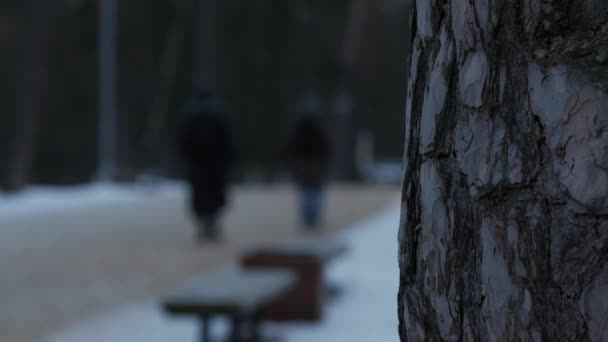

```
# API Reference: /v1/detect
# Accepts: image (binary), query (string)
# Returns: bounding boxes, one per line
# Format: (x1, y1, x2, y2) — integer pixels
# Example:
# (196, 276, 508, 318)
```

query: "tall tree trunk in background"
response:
(342, 0, 367, 72)
(342, 0, 382, 85)
(141, 1, 189, 171)
(398, 1, 608, 341)
(193, 0, 216, 88)
(337, 0, 383, 180)
(6, 0, 48, 191)
(329, 92, 355, 180)
(330, 0, 362, 181)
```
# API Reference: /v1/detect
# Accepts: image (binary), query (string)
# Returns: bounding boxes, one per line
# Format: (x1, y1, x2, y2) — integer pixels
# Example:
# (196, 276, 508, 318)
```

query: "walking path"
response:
(0, 182, 398, 341)
(45, 202, 401, 342)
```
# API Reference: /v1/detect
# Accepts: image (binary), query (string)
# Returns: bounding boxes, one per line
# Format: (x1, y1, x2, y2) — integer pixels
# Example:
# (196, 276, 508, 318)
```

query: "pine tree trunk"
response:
(398, 1, 608, 341)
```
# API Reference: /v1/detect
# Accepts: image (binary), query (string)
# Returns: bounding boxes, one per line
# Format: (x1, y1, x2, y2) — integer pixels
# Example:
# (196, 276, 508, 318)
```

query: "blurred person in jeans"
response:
(178, 90, 235, 242)
(286, 115, 330, 229)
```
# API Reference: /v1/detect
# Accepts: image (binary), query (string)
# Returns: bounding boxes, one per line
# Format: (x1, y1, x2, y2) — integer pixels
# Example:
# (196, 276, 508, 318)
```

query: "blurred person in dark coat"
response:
(286, 115, 331, 229)
(178, 90, 235, 242)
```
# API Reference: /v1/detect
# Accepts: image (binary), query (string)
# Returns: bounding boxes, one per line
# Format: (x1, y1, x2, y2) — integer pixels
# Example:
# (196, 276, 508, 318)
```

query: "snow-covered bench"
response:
(241, 238, 348, 321)
(162, 267, 296, 342)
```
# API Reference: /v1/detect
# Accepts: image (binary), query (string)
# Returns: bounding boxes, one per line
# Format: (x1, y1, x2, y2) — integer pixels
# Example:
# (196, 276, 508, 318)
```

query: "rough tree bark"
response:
(398, 0, 608, 341)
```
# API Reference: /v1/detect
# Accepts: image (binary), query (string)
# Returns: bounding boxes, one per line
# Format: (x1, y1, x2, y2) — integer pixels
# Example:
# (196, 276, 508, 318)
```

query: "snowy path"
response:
(45, 203, 401, 342)
(0, 182, 398, 342)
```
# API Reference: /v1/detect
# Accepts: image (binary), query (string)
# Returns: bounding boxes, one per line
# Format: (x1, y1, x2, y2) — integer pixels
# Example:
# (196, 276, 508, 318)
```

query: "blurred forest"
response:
(0, 0, 410, 190)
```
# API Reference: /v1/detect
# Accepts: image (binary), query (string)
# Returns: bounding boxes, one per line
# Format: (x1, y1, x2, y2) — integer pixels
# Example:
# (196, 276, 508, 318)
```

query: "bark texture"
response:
(398, 0, 608, 341)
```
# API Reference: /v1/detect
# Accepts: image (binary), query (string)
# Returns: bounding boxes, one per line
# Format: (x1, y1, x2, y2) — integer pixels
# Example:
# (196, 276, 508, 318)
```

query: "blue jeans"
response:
(299, 185, 324, 228)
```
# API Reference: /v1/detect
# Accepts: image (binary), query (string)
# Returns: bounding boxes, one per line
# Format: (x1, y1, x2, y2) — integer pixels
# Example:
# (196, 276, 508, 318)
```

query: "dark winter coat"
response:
(178, 110, 235, 217)
(286, 117, 330, 186)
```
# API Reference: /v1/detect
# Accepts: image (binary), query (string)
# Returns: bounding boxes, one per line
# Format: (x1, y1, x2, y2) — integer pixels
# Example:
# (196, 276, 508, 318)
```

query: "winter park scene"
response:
(1, 0, 608, 341)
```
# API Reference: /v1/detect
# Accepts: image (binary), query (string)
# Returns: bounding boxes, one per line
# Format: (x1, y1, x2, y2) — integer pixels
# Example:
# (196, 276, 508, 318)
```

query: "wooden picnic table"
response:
(241, 238, 348, 321)
(163, 267, 297, 342)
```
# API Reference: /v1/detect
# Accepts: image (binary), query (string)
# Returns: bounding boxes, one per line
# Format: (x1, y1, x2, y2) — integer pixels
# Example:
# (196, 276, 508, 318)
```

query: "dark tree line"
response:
(0, 0, 410, 189)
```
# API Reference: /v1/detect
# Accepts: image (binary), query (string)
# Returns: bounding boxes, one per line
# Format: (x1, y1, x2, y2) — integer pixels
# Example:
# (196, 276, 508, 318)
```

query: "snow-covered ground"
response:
(45, 203, 401, 342)
(0, 180, 179, 221)
(0, 182, 399, 341)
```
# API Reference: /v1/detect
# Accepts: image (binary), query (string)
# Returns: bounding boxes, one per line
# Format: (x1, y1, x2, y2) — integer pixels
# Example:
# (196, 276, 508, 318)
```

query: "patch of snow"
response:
(0, 181, 184, 222)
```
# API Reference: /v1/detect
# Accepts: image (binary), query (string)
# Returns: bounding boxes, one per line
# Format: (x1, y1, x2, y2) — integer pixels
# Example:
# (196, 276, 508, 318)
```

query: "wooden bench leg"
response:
(230, 316, 243, 341)
(250, 315, 262, 342)
(199, 315, 210, 342)
(229, 315, 263, 342)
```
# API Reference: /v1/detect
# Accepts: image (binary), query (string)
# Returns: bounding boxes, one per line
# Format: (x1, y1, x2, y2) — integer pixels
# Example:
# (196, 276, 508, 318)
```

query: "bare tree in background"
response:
(6, 0, 48, 191)
(398, 0, 608, 340)
(193, 0, 216, 88)
(336, 0, 384, 180)
(140, 0, 191, 171)
(342, 0, 383, 85)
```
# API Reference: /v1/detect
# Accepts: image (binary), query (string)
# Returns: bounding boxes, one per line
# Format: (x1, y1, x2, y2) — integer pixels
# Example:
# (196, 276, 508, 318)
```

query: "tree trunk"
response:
(140, 1, 189, 169)
(329, 93, 355, 180)
(6, 0, 48, 191)
(337, 0, 385, 181)
(193, 0, 216, 87)
(398, 1, 608, 341)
